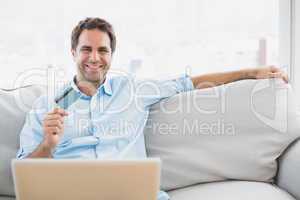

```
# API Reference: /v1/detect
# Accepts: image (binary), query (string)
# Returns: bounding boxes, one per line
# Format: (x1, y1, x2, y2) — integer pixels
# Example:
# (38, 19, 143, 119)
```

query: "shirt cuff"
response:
(16, 146, 36, 159)
(175, 74, 195, 92)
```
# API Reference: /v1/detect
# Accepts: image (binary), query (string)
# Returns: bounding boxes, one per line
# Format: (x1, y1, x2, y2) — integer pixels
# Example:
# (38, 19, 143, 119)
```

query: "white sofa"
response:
(0, 78, 299, 200)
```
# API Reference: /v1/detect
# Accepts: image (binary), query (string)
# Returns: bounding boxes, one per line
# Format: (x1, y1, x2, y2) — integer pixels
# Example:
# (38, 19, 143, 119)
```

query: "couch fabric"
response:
(0, 197, 15, 200)
(169, 181, 295, 200)
(0, 79, 299, 199)
(277, 139, 300, 199)
(0, 85, 45, 196)
(145, 79, 300, 190)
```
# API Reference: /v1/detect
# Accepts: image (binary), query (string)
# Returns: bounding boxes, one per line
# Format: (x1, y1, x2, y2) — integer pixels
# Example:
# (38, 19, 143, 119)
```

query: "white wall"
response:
(279, 0, 291, 71)
(292, 0, 300, 107)
(0, 0, 280, 89)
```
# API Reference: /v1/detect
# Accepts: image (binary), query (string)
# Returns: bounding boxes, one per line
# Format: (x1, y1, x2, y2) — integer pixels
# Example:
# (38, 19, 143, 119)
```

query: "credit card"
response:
(54, 86, 81, 110)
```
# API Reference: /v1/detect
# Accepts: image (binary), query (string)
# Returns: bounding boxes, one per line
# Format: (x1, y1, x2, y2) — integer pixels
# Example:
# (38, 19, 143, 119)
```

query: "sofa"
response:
(0, 78, 300, 200)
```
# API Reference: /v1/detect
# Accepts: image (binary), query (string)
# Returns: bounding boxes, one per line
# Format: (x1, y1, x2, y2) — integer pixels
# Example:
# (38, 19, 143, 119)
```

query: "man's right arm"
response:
(23, 108, 68, 159)
(190, 66, 288, 89)
(26, 141, 54, 158)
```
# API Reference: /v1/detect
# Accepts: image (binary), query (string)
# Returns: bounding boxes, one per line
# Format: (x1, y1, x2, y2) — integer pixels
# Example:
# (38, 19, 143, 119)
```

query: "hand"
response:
(253, 66, 288, 83)
(42, 108, 68, 149)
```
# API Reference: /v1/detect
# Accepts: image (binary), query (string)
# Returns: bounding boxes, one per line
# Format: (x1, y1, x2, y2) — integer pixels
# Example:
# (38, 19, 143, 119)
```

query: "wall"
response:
(293, 0, 300, 107)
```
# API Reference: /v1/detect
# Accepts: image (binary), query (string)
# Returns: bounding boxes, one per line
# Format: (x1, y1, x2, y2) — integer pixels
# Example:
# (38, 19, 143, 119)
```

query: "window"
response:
(0, 0, 288, 89)
(290, 0, 300, 109)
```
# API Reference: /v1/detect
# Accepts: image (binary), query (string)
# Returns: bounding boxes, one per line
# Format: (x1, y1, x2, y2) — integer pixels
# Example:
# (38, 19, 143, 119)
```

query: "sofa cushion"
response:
(168, 181, 295, 200)
(0, 85, 45, 196)
(0, 197, 15, 200)
(277, 138, 300, 200)
(144, 79, 300, 190)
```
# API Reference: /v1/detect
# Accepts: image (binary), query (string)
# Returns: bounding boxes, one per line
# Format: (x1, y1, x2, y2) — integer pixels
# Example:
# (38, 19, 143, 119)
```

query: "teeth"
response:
(83, 64, 105, 69)
(85, 65, 98, 68)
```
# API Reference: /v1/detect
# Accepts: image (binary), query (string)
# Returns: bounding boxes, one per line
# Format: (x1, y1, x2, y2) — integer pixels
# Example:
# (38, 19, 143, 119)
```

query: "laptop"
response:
(12, 158, 161, 200)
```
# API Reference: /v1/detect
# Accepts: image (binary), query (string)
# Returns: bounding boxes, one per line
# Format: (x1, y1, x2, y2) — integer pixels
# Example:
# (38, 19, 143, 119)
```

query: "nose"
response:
(89, 50, 100, 63)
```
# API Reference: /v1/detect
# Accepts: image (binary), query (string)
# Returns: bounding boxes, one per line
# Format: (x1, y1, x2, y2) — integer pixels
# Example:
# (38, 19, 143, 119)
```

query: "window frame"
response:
(279, 0, 292, 74)
(279, 0, 300, 109)
(290, 0, 300, 109)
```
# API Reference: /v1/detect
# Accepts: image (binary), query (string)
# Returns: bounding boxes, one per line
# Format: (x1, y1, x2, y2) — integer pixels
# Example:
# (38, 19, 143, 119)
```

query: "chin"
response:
(85, 76, 100, 82)
(85, 73, 104, 82)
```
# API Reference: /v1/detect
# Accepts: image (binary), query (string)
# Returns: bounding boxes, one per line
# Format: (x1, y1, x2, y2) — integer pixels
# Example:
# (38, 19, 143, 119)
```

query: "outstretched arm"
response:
(191, 66, 288, 89)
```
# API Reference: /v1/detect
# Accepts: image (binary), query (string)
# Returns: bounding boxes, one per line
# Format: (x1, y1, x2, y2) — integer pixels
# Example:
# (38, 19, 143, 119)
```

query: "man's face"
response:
(71, 29, 112, 84)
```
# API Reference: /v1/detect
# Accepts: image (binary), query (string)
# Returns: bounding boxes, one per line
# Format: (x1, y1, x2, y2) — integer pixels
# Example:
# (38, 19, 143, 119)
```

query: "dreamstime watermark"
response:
(145, 118, 235, 136)
(11, 65, 291, 135)
(12, 65, 227, 115)
(250, 77, 290, 133)
(58, 117, 236, 138)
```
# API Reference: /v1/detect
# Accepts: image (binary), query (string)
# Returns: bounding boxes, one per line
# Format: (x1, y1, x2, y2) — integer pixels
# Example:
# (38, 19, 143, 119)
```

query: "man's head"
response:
(71, 17, 116, 86)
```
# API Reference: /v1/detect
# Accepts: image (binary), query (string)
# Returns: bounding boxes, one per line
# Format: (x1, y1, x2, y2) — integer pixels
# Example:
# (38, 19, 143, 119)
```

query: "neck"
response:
(74, 76, 105, 96)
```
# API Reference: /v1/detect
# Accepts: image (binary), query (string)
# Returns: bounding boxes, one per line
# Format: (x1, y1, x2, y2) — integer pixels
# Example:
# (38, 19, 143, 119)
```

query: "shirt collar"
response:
(102, 76, 113, 96)
(71, 76, 113, 96)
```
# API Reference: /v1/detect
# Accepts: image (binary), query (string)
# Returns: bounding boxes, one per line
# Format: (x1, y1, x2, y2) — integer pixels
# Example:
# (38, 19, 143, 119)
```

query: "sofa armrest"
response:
(277, 139, 300, 200)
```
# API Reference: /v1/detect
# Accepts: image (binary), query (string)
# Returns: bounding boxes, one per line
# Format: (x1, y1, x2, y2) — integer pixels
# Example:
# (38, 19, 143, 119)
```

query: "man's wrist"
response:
(243, 68, 257, 80)
(41, 140, 55, 155)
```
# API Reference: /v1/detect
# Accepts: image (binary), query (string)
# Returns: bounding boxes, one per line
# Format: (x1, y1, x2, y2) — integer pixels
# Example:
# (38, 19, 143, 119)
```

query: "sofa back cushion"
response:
(144, 79, 300, 190)
(1, 79, 300, 195)
(0, 85, 44, 196)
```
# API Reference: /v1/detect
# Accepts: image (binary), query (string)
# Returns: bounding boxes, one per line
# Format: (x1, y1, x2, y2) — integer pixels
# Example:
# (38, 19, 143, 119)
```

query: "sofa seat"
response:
(0, 197, 15, 200)
(168, 181, 295, 200)
(1, 181, 294, 200)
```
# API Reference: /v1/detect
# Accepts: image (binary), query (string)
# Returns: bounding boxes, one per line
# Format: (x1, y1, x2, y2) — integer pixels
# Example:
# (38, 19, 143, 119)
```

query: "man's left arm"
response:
(191, 66, 288, 89)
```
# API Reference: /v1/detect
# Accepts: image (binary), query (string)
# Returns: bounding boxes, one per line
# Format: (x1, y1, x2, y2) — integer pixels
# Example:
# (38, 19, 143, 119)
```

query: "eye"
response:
(99, 49, 109, 54)
(81, 48, 91, 53)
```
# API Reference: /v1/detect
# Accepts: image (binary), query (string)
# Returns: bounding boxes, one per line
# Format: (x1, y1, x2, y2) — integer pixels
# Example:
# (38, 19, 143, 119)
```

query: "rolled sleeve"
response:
(135, 74, 194, 108)
(158, 190, 170, 200)
(174, 73, 194, 92)
(16, 96, 47, 159)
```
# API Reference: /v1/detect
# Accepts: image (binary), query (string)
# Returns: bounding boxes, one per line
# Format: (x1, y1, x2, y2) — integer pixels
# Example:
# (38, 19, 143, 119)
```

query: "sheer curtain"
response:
(291, 0, 300, 109)
(0, 0, 281, 88)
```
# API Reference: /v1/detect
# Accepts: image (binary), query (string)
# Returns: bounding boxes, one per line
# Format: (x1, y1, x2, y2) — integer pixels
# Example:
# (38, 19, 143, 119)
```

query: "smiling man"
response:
(17, 17, 288, 200)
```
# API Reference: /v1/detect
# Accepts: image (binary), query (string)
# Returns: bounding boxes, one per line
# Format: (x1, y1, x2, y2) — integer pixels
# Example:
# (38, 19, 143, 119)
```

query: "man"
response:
(17, 17, 288, 200)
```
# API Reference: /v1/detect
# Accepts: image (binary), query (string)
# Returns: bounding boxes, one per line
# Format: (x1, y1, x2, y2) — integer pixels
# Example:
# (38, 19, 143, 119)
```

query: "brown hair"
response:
(71, 17, 116, 53)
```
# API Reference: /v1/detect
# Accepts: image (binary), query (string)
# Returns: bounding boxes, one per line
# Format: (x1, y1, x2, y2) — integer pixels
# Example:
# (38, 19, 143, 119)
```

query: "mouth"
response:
(83, 64, 104, 71)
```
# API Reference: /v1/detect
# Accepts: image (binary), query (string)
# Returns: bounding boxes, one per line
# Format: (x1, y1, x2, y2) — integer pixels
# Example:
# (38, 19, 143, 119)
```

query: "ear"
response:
(71, 48, 76, 61)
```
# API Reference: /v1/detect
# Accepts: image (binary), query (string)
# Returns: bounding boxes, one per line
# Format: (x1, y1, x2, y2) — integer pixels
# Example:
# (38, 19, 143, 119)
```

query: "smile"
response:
(84, 64, 104, 71)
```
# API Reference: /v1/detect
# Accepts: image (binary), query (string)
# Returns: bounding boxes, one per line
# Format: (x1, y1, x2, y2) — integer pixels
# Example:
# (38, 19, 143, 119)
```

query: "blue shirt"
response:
(17, 74, 194, 200)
